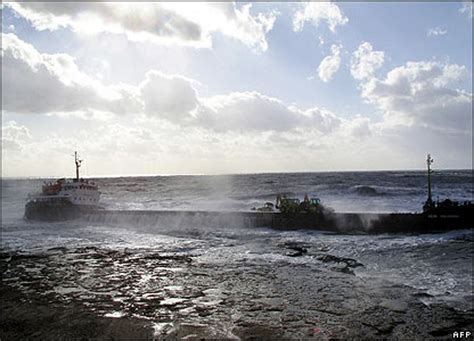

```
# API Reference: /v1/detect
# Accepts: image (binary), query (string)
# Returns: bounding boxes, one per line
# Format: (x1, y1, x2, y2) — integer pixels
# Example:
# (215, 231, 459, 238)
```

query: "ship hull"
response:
(25, 199, 101, 221)
(24, 204, 473, 233)
(79, 209, 473, 234)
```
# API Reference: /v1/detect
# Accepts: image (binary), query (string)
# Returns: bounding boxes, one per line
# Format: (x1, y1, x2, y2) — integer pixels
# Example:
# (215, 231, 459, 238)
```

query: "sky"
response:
(1, 1, 473, 177)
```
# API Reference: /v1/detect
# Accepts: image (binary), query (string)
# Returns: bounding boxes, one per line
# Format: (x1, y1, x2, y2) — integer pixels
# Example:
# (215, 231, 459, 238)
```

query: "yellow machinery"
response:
(276, 194, 321, 214)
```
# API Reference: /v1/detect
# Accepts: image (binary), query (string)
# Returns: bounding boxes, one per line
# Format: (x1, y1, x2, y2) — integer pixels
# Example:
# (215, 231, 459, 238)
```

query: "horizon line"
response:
(2, 167, 472, 180)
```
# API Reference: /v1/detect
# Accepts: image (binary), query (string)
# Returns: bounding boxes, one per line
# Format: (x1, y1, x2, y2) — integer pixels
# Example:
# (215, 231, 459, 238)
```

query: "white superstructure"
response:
(30, 152, 100, 206)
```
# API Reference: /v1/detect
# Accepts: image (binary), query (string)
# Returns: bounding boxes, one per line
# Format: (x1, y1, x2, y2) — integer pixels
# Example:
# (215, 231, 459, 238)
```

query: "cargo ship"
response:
(25, 154, 473, 234)
(248, 154, 473, 233)
(24, 152, 101, 220)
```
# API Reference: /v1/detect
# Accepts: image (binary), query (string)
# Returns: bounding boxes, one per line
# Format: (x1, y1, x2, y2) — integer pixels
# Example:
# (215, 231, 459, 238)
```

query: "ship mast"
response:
(74, 151, 82, 182)
(426, 154, 434, 205)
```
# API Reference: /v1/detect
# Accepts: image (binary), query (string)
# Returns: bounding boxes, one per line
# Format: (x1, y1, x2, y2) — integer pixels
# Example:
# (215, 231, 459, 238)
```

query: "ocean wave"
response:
(230, 192, 296, 201)
(350, 185, 423, 197)
(351, 185, 384, 196)
(123, 187, 147, 192)
(115, 183, 141, 187)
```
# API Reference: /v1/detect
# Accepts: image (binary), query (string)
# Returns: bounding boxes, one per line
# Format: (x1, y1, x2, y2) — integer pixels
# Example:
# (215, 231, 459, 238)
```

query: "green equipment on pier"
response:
(276, 194, 322, 214)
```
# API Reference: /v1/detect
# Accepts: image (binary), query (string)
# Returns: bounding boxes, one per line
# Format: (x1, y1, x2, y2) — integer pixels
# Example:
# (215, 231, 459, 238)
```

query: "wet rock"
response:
(429, 318, 473, 337)
(10, 253, 48, 261)
(233, 323, 284, 340)
(1, 246, 472, 340)
(286, 249, 306, 257)
(358, 306, 405, 335)
(380, 299, 408, 313)
(144, 253, 180, 260)
(0, 252, 13, 260)
(331, 265, 355, 275)
(281, 241, 308, 257)
(412, 292, 434, 298)
(46, 247, 67, 253)
(317, 254, 363, 268)
(426, 306, 474, 337)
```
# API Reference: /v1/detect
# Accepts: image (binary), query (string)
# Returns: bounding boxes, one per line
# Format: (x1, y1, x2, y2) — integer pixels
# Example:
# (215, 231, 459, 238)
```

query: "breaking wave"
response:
(350, 185, 423, 197)
(351, 185, 385, 196)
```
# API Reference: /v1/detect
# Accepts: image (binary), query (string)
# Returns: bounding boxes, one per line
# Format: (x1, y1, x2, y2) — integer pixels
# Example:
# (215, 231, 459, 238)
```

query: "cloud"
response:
(5, 2, 277, 52)
(198, 92, 342, 132)
(427, 27, 447, 37)
(350, 42, 385, 80)
(360, 61, 472, 132)
(2, 34, 470, 174)
(139, 71, 199, 123)
(2, 33, 344, 134)
(1, 33, 141, 115)
(2, 121, 31, 151)
(459, 1, 473, 18)
(179, 2, 278, 52)
(318, 35, 325, 46)
(293, 2, 348, 33)
(343, 116, 373, 139)
(317, 44, 342, 82)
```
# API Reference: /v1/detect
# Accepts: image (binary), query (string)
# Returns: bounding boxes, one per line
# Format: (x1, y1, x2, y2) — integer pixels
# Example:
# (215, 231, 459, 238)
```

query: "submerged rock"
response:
(281, 241, 308, 257)
(286, 249, 307, 257)
(317, 254, 364, 268)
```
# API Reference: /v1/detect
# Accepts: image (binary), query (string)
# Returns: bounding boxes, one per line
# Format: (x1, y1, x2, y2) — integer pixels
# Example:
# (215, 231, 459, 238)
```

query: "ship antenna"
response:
(426, 154, 434, 205)
(75, 151, 82, 181)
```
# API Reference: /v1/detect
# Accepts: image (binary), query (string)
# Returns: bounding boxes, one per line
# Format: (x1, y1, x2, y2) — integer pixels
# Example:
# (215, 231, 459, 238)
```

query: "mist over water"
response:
(1, 170, 473, 322)
(6, 170, 471, 214)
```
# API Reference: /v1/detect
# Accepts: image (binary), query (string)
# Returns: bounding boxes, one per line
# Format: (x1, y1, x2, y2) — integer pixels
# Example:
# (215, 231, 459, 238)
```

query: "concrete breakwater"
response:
(24, 201, 473, 233)
(79, 209, 470, 234)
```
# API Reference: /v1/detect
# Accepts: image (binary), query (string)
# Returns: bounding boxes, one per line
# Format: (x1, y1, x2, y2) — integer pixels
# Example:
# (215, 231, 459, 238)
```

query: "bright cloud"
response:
(199, 92, 342, 132)
(1, 33, 344, 134)
(5, 2, 277, 52)
(317, 44, 342, 82)
(343, 116, 373, 139)
(350, 42, 385, 80)
(427, 27, 447, 37)
(140, 70, 199, 123)
(169, 2, 278, 52)
(1, 33, 141, 115)
(459, 1, 473, 18)
(361, 61, 472, 132)
(1, 121, 31, 151)
(1, 2, 472, 176)
(293, 2, 348, 33)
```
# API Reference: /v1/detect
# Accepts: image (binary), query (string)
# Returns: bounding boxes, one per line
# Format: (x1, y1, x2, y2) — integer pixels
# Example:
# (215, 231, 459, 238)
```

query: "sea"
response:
(1, 170, 473, 338)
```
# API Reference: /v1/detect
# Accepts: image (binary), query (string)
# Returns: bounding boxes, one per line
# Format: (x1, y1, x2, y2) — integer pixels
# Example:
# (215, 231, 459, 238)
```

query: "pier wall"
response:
(25, 205, 472, 234)
(82, 210, 430, 234)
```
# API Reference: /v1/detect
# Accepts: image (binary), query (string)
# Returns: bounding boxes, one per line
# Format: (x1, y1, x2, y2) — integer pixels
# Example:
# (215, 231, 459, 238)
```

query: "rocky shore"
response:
(1, 244, 473, 340)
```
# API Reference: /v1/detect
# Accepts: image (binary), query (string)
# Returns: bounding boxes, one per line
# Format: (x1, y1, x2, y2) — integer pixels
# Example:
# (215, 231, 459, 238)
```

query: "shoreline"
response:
(1, 246, 472, 339)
